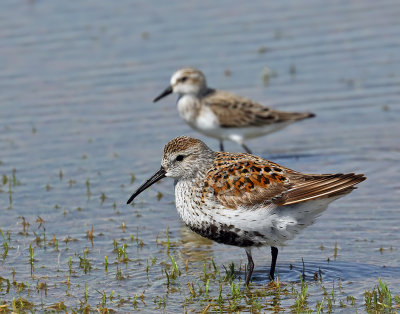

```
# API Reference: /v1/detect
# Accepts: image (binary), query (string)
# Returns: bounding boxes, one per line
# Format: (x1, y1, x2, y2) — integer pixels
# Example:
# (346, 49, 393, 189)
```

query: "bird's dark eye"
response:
(176, 155, 184, 161)
(180, 76, 188, 82)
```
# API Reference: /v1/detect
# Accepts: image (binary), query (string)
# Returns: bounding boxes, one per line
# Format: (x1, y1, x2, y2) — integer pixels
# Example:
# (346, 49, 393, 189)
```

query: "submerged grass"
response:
(0, 181, 397, 312)
(0, 216, 398, 312)
(0, 224, 399, 312)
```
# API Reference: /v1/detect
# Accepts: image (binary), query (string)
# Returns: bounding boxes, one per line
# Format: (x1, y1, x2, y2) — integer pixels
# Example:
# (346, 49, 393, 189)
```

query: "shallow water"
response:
(0, 0, 400, 311)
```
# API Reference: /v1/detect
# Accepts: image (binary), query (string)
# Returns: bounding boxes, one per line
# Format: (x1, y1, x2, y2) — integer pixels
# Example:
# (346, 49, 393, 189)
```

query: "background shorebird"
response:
(153, 68, 315, 153)
(127, 136, 366, 285)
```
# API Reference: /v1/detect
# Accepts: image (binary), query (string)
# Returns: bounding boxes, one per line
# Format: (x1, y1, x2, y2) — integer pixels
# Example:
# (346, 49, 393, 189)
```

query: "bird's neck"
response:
(177, 88, 215, 124)
(176, 95, 201, 123)
(182, 151, 215, 181)
(200, 87, 215, 98)
(178, 85, 211, 99)
(174, 165, 211, 229)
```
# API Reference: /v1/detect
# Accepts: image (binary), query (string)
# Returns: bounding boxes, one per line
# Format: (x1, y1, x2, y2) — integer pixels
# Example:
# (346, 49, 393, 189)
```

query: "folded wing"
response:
(203, 90, 314, 128)
(202, 152, 366, 209)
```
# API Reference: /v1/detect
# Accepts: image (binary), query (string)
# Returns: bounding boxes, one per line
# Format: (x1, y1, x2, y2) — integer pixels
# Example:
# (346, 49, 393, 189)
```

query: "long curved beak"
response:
(127, 167, 166, 204)
(153, 86, 173, 102)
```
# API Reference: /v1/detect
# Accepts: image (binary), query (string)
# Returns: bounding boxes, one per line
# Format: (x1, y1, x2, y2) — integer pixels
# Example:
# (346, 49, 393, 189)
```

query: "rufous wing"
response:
(202, 152, 366, 209)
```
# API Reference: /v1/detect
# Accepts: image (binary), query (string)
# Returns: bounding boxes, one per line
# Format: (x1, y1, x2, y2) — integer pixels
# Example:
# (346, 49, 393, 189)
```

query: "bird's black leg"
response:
(241, 143, 252, 154)
(269, 246, 278, 281)
(245, 248, 254, 286)
(219, 140, 224, 151)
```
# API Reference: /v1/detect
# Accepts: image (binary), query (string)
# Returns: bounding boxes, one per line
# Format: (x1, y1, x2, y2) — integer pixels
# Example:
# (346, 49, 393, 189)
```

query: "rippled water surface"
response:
(1, 0, 400, 312)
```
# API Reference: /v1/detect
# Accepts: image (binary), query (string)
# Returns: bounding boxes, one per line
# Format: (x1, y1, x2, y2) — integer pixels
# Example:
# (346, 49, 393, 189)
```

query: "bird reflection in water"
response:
(179, 224, 214, 263)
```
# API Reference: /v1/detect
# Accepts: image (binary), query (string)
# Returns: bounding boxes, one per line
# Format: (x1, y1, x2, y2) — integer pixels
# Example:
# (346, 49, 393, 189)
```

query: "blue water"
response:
(0, 0, 399, 311)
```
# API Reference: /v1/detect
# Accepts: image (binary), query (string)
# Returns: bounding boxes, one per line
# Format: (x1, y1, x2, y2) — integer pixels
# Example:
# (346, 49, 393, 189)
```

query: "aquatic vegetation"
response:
(130, 173, 136, 184)
(0, 230, 8, 260)
(78, 249, 92, 274)
(87, 225, 94, 243)
(8, 180, 12, 209)
(86, 179, 91, 198)
(291, 275, 311, 312)
(100, 192, 106, 204)
(364, 278, 400, 312)
(0, 218, 399, 312)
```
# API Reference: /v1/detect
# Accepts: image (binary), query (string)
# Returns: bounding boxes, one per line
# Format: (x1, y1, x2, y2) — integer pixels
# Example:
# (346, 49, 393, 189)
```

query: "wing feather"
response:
(202, 90, 314, 128)
(279, 173, 366, 205)
(202, 153, 366, 209)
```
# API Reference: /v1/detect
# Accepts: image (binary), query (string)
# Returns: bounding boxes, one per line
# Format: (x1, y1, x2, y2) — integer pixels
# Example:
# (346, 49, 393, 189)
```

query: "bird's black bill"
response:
(153, 86, 173, 102)
(127, 167, 166, 204)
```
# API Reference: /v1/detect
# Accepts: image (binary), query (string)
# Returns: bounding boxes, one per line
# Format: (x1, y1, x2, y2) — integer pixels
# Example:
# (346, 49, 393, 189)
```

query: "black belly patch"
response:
(188, 222, 258, 247)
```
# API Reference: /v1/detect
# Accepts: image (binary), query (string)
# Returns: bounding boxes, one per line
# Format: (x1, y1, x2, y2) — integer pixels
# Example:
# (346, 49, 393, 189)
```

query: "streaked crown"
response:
(161, 136, 214, 179)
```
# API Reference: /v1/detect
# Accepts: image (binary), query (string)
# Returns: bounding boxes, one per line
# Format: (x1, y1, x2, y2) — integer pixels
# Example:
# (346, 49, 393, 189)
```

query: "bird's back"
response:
(201, 89, 314, 128)
(174, 151, 365, 247)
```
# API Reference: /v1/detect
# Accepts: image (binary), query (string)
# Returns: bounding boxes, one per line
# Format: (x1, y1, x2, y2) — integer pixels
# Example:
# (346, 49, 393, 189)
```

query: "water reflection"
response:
(251, 260, 400, 285)
(179, 225, 214, 262)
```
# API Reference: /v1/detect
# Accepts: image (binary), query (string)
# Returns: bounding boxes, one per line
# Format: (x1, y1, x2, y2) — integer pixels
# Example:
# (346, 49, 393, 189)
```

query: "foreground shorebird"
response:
(127, 136, 365, 285)
(153, 68, 315, 153)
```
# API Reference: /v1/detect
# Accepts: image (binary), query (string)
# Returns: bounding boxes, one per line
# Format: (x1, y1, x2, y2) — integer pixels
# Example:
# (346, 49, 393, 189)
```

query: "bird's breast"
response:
(177, 95, 200, 123)
(177, 96, 219, 131)
(175, 179, 207, 225)
(174, 180, 271, 247)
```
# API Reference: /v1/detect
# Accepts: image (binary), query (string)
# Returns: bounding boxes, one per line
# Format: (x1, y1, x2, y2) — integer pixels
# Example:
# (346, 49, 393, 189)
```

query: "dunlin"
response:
(127, 136, 365, 285)
(153, 68, 315, 153)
